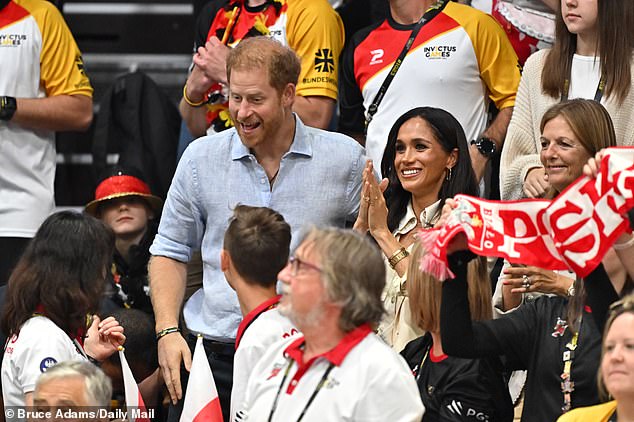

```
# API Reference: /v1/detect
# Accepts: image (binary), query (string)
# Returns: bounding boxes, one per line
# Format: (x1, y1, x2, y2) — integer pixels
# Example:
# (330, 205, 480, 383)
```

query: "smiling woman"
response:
(495, 100, 621, 315)
(489, 99, 631, 420)
(500, 0, 634, 201)
(539, 98, 616, 198)
(557, 293, 634, 421)
(353, 107, 478, 351)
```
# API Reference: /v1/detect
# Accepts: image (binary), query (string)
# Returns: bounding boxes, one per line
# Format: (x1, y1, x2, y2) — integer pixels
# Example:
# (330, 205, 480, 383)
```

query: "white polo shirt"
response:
(2, 316, 85, 409)
(235, 324, 424, 421)
(231, 296, 299, 421)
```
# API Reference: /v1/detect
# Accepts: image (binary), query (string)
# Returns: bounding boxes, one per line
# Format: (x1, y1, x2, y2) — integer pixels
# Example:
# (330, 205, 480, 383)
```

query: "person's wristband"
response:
(613, 235, 634, 250)
(156, 326, 180, 340)
(86, 354, 101, 367)
(388, 247, 409, 270)
(0, 96, 17, 121)
(182, 84, 206, 107)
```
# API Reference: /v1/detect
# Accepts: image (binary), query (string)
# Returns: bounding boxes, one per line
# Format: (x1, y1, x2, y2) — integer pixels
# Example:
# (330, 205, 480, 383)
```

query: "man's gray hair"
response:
(300, 227, 386, 332)
(35, 360, 112, 408)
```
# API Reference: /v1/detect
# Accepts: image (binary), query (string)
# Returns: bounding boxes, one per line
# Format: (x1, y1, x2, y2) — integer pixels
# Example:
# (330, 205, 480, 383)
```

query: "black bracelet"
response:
(86, 354, 101, 367)
(156, 326, 180, 340)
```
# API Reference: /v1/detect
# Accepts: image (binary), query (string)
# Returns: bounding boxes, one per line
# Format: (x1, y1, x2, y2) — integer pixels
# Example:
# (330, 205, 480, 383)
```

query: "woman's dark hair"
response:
(380, 107, 479, 232)
(542, 0, 633, 104)
(1, 211, 115, 336)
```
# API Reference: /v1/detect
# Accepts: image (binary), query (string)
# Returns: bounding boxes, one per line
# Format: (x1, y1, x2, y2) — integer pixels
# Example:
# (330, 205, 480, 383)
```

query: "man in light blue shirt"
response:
(149, 36, 364, 421)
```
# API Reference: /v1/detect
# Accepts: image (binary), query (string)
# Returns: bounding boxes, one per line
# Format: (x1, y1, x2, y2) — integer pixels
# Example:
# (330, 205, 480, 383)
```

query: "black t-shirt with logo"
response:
(402, 333, 513, 421)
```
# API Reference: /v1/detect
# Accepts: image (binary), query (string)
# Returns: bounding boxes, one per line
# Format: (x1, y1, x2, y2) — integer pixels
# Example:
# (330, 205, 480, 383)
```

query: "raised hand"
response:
(366, 170, 390, 239)
(503, 265, 573, 296)
(84, 315, 126, 362)
(582, 149, 605, 179)
(523, 167, 550, 198)
(193, 36, 230, 84)
(353, 160, 373, 233)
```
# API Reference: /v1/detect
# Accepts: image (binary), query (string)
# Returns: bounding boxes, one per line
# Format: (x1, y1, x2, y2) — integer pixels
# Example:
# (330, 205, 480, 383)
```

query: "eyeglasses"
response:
(288, 255, 322, 277)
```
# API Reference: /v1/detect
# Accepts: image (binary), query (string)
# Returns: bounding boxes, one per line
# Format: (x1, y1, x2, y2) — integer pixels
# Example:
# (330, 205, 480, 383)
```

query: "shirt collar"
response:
(420, 199, 442, 228)
(230, 114, 313, 161)
(394, 202, 418, 236)
(235, 295, 281, 350)
(284, 323, 372, 367)
(394, 200, 442, 236)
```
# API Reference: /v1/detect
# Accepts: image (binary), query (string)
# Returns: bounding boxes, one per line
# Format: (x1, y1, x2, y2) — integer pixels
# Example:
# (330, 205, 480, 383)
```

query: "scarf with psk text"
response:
(419, 147, 634, 280)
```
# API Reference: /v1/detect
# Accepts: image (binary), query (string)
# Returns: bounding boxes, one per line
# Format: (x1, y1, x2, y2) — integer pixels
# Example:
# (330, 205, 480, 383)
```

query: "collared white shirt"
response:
(236, 325, 424, 421)
(231, 296, 299, 421)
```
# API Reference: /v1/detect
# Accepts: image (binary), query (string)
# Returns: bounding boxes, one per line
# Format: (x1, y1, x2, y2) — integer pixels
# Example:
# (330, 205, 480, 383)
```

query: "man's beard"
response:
(279, 293, 327, 330)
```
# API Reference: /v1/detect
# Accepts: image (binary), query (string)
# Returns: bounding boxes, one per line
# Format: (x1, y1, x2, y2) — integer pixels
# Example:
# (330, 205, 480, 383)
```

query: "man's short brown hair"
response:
(226, 36, 301, 93)
(224, 205, 291, 287)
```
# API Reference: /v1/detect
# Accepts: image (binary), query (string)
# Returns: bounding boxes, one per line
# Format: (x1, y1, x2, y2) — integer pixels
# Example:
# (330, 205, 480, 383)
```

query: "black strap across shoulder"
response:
(364, 0, 450, 134)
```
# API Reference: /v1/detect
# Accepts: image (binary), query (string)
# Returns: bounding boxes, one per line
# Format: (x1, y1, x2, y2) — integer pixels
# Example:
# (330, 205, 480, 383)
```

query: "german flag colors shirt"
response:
(193, 0, 343, 134)
(339, 1, 520, 170)
(0, 0, 92, 237)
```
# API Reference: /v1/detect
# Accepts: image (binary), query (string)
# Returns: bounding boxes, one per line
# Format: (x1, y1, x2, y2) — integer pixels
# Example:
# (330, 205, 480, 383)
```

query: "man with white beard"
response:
(235, 227, 424, 421)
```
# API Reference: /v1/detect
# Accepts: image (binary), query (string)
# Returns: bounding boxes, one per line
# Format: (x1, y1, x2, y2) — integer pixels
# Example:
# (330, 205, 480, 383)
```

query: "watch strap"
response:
(0, 96, 17, 121)
(471, 137, 497, 157)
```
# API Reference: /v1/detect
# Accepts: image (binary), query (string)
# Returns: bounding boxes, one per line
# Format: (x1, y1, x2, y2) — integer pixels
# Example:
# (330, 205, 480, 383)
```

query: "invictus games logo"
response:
(0, 34, 27, 47)
(423, 45, 457, 59)
(314, 49, 335, 73)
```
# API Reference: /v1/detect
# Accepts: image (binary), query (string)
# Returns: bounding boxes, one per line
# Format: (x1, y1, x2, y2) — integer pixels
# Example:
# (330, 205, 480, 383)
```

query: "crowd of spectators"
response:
(1, 0, 633, 421)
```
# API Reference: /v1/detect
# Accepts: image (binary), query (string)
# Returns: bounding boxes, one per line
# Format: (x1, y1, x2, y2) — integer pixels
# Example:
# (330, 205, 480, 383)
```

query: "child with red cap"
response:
(86, 166, 162, 315)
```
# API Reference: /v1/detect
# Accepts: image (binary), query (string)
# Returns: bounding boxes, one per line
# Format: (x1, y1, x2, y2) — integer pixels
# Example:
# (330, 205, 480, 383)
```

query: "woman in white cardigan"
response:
(500, 0, 634, 201)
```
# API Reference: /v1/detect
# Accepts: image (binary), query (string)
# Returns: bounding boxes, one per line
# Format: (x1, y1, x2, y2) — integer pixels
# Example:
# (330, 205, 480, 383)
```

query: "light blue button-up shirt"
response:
(150, 116, 365, 341)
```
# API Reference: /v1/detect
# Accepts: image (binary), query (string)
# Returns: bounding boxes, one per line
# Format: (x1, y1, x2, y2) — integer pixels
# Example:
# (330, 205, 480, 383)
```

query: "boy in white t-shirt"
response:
(220, 205, 298, 421)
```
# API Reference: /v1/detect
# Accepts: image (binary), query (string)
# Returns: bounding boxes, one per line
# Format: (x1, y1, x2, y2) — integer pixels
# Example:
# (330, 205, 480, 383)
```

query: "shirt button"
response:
(260, 178, 267, 184)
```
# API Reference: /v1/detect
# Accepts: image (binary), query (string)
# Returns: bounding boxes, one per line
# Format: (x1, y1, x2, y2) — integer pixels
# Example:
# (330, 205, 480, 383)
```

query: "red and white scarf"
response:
(419, 147, 634, 279)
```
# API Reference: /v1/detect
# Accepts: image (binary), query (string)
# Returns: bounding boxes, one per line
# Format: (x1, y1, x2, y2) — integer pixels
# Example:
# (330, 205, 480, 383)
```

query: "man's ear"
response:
(220, 249, 231, 272)
(282, 83, 296, 107)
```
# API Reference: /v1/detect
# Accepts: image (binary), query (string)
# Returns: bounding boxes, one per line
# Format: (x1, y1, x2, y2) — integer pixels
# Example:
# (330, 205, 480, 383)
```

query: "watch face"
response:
(478, 137, 496, 156)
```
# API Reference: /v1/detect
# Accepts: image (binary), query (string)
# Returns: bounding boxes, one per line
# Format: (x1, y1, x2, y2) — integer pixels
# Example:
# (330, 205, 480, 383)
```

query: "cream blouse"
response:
(377, 200, 441, 352)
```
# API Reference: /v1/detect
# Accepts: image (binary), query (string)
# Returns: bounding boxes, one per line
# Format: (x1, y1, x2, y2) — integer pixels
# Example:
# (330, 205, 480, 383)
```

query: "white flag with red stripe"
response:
(180, 335, 224, 422)
(119, 347, 150, 422)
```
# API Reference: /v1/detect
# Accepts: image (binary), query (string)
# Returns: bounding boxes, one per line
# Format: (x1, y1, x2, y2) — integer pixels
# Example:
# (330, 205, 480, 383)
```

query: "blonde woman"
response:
(401, 243, 513, 421)
(557, 293, 634, 421)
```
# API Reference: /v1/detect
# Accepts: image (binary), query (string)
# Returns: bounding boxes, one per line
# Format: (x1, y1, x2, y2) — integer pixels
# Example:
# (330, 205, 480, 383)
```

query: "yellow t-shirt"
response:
(197, 0, 343, 132)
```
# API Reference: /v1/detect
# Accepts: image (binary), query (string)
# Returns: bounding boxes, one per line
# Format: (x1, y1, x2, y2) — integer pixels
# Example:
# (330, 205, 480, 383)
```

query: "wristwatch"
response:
(0, 96, 17, 121)
(470, 137, 497, 157)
